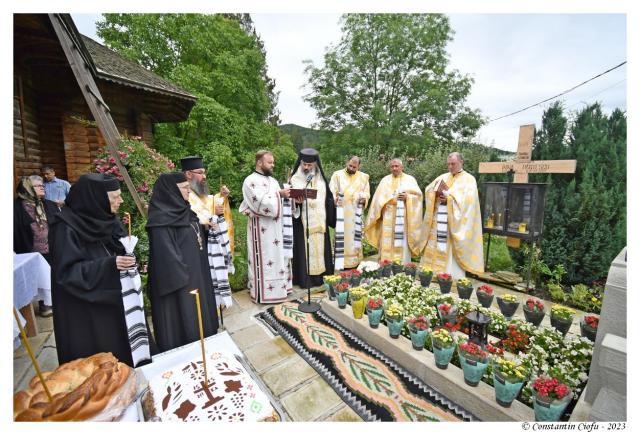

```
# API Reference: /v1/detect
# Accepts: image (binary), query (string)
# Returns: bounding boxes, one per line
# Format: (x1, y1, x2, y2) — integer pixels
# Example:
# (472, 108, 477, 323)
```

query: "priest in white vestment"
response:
(239, 150, 293, 303)
(418, 152, 484, 279)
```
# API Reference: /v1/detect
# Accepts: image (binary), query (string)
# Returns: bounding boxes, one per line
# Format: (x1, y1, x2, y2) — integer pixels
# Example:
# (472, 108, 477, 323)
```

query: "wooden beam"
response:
(478, 160, 577, 175)
(48, 14, 147, 217)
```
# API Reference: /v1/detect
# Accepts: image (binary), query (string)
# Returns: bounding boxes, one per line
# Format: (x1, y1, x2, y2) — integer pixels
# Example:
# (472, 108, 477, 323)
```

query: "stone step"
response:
(589, 387, 626, 421)
(597, 333, 626, 396)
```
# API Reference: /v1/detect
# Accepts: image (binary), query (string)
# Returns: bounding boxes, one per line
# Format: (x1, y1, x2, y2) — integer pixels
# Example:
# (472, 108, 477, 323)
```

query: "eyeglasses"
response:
(32, 184, 44, 188)
(189, 170, 206, 175)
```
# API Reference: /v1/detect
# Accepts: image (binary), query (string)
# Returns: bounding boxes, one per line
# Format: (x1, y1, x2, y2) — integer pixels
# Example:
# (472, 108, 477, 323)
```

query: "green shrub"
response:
(569, 284, 592, 311)
(548, 283, 566, 303)
(229, 210, 248, 291)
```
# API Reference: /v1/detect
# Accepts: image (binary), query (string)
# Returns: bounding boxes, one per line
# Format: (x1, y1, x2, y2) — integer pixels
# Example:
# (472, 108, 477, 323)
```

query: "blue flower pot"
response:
(458, 353, 489, 386)
(367, 308, 384, 328)
(533, 392, 572, 422)
(336, 291, 349, 309)
(387, 318, 404, 339)
(493, 370, 525, 407)
(432, 341, 455, 369)
(409, 328, 429, 351)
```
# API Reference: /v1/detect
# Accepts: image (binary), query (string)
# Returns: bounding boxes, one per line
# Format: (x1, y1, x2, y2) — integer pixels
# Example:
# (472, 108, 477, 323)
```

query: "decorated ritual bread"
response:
(142, 350, 277, 422)
(13, 352, 136, 421)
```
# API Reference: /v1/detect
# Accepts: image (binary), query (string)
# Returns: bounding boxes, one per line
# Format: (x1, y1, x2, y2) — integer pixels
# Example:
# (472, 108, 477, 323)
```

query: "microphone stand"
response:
(298, 175, 321, 313)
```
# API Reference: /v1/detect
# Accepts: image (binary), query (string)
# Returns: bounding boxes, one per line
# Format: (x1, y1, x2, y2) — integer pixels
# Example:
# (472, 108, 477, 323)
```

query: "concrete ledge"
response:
(590, 388, 626, 421)
(321, 298, 534, 422)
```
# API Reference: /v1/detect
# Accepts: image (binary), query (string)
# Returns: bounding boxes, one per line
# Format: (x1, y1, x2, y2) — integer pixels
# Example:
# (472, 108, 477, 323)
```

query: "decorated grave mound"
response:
(320, 265, 594, 421)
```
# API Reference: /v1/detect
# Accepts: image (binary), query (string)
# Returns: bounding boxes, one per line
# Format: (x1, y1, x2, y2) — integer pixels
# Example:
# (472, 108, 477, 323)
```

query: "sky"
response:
(71, 13, 626, 152)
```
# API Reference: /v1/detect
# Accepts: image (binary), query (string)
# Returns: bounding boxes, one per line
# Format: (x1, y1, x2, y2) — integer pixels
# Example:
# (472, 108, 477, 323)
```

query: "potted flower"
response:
(492, 357, 527, 407)
(496, 293, 520, 320)
(523, 297, 546, 327)
(403, 262, 418, 279)
(366, 297, 384, 328)
(431, 328, 456, 369)
(379, 259, 392, 277)
(391, 259, 403, 275)
(456, 277, 473, 299)
(349, 286, 368, 319)
(485, 342, 505, 361)
(407, 315, 430, 351)
(437, 272, 453, 294)
(457, 340, 490, 386)
(476, 284, 494, 308)
(580, 315, 599, 341)
(338, 270, 352, 284)
(418, 266, 433, 287)
(550, 305, 576, 337)
(350, 269, 363, 286)
(335, 282, 350, 309)
(357, 261, 380, 281)
(531, 375, 572, 421)
(323, 275, 341, 300)
(384, 302, 404, 339)
(437, 303, 458, 327)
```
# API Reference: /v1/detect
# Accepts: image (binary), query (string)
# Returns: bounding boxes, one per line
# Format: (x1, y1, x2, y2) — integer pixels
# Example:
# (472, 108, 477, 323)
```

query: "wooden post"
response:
(48, 14, 147, 217)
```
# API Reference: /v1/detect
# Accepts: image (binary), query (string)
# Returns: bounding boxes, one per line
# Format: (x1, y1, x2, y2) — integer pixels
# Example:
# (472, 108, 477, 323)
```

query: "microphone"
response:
(305, 173, 313, 185)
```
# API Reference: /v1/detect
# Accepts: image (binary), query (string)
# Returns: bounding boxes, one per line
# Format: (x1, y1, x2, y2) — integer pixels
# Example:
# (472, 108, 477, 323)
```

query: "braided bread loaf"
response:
(14, 353, 134, 421)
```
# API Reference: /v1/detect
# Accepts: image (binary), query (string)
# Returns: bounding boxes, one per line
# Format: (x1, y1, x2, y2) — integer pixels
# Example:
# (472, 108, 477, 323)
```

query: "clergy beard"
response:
(261, 168, 273, 177)
(346, 167, 356, 175)
(189, 178, 209, 196)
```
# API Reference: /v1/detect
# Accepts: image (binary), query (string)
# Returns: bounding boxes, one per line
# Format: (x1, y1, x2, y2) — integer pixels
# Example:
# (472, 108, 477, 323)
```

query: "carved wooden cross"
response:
(478, 124, 576, 182)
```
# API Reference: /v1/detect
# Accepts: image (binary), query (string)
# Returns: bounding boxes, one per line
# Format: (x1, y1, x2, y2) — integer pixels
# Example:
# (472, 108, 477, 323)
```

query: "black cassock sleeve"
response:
(148, 226, 190, 297)
(52, 224, 121, 305)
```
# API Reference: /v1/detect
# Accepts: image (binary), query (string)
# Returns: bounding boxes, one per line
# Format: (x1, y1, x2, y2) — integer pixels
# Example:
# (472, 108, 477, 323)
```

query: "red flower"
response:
(408, 315, 429, 331)
(477, 284, 493, 295)
(437, 272, 452, 281)
(533, 376, 570, 400)
(335, 282, 349, 292)
(367, 298, 383, 310)
(405, 262, 417, 269)
(438, 303, 452, 315)
(526, 298, 544, 312)
(459, 341, 488, 360)
(339, 270, 352, 279)
(379, 259, 392, 267)
(584, 315, 599, 329)
(485, 343, 504, 356)
(351, 269, 362, 276)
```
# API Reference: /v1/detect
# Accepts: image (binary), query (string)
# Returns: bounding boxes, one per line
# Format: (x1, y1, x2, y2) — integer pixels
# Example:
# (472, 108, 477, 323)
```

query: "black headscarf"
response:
(58, 173, 126, 247)
(146, 172, 195, 228)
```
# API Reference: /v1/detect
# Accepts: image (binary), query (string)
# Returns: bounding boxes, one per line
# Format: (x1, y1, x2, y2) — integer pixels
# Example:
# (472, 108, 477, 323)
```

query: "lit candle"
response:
(124, 212, 131, 239)
(13, 308, 52, 402)
(189, 289, 209, 388)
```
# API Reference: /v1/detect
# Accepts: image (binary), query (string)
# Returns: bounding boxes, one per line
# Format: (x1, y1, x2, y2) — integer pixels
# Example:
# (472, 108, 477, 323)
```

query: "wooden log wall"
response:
(37, 96, 67, 180)
(13, 75, 43, 189)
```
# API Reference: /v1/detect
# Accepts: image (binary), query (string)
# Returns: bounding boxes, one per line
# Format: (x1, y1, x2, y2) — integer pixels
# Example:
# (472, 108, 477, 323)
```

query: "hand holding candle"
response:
(190, 289, 209, 389)
(124, 212, 131, 239)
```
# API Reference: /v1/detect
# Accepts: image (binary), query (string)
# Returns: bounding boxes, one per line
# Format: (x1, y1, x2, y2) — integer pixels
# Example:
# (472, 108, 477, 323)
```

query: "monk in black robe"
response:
(146, 172, 219, 352)
(50, 173, 146, 367)
(290, 148, 336, 288)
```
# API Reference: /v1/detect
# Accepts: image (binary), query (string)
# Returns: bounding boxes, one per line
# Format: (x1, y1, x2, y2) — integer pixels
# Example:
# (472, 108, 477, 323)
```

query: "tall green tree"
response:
(97, 14, 296, 199)
(303, 14, 484, 160)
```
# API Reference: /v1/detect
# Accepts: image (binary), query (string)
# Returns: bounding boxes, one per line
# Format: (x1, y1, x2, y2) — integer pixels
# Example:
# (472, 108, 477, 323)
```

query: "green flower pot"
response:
(409, 327, 429, 351)
(493, 370, 524, 407)
(458, 353, 489, 386)
(367, 307, 384, 328)
(580, 321, 597, 342)
(387, 317, 404, 339)
(533, 391, 572, 422)
(336, 291, 349, 309)
(432, 340, 455, 369)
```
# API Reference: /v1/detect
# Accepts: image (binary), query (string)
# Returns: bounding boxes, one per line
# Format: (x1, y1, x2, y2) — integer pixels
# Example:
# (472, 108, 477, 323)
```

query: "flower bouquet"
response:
(323, 274, 341, 300)
(580, 315, 599, 341)
(457, 340, 489, 386)
(532, 375, 572, 421)
(350, 269, 363, 286)
(456, 277, 473, 299)
(338, 270, 352, 284)
(384, 302, 404, 339)
(496, 293, 520, 320)
(492, 357, 527, 407)
(379, 259, 392, 277)
(349, 286, 368, 319)
(437, 303, 458, 327)
(407, 315, 430, 351)
(418, 266, 433, 287)
(391, 259, 403, 275)
(431, 328, 456, 369)
(366, 297, 384, 328)
(476, 284, 494, 308)
(523, 297, 546, 327)
(550, 305, 576, 337)
(334, 282, 350, 308)
(357, 261, 380, 280)
(437, 272, 453, 294)
(403, 262, 418, 279)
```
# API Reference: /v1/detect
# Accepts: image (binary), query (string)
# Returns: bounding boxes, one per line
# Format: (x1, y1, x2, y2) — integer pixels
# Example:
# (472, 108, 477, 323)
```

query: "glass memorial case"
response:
(480, 182, 548, 239)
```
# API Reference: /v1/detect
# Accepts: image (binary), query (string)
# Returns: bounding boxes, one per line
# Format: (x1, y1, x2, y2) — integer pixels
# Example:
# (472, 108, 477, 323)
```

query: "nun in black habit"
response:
(50, 173, 151, 367)
(290, 148, 336, 288)
(146, 172, 219, 352)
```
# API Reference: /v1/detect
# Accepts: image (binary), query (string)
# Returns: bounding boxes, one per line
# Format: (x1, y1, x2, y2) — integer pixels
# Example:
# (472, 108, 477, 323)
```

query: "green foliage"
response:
(527, 102, 626, 285)
(483, 235, 513, 272)
(229, 210, 248, 291)
(303, 14, 484, 156)
(548, 283, 566, 303)
(97, 13, 297, 205)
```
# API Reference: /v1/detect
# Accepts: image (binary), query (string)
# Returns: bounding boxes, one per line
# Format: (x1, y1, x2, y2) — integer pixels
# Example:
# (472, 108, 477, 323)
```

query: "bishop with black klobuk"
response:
(290, 148, 336, 288)
(146, 172, 219, 353)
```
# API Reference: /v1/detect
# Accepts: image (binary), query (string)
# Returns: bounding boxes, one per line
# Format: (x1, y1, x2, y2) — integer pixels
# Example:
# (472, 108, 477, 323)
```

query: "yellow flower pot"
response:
(351, 297, 366, 319)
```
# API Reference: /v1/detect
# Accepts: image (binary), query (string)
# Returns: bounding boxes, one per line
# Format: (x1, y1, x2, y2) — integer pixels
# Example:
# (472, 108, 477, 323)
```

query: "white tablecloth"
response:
(13, 252, 52, 308)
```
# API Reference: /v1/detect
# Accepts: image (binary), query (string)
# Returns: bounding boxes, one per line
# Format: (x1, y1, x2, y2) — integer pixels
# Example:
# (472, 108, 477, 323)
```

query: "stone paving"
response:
(13, 274, 594, 421)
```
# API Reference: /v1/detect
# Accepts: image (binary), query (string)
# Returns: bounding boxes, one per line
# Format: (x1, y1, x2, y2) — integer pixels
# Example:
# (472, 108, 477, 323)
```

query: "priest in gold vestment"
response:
(418, 152, 484, 278)
(364, 159, 423, 263)
(329, 156, 370, 270)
